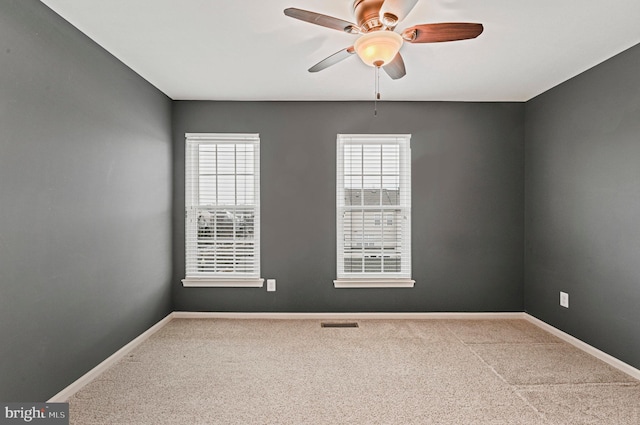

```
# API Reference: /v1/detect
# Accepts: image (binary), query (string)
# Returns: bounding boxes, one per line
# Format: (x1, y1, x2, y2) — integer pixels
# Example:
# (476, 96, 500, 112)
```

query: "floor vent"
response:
(321, 322, 359, 328)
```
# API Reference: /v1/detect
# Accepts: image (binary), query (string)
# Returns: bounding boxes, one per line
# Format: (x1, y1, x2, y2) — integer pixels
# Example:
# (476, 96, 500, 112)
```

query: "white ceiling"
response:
(40, 0, 640, 102)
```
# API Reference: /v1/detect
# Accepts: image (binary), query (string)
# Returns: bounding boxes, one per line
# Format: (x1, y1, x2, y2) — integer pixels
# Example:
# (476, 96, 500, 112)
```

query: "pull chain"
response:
(374, 60, 383, 117)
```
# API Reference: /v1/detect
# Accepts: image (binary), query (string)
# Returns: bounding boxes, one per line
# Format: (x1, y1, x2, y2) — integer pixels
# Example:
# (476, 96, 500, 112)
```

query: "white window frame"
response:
(182, 133, 263, 288)
(334, 134, 414, 288)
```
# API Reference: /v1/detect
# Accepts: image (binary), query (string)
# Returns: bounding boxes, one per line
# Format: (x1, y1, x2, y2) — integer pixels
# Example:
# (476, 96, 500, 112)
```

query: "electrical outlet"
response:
(267, 279, 276, 292)
(560, 291, 569, 308)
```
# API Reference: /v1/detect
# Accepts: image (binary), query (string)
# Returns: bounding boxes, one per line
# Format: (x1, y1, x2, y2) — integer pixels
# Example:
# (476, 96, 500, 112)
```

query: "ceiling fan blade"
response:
(402, 23, 484, 43)
(379, 0, 419, 27)
(284, 8, 359, 33)
(308, 47, 356, 73)
(382, 52, 406, 80)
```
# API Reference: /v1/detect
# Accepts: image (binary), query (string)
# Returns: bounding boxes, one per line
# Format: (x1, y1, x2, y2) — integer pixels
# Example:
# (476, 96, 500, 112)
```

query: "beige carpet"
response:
(68, 319, 639, 424)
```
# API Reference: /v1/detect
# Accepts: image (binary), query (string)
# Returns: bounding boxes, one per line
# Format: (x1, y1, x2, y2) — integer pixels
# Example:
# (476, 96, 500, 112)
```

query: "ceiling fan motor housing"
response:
(353, 0, 387, 32)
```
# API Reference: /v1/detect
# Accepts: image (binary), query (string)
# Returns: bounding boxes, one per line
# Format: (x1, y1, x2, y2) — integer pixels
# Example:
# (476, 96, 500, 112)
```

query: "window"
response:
(335, 134, 413, 288)
(182, 133, 262, 287)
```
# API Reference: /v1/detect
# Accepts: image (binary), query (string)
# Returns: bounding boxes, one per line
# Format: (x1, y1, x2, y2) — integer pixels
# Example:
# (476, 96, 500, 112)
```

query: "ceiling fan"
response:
(284, 0, 484, 79)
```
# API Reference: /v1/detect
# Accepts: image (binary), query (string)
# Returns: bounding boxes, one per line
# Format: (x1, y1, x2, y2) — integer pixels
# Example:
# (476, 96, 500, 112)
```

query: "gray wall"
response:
(173, 101, 525, 312)
(525, 43, 640, 369)
(0, 1, 173, 401)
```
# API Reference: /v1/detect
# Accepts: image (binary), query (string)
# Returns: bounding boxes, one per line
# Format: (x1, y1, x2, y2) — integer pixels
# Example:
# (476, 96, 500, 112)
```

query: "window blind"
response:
(336, 134, 411, 280)
(184, 133, 260, 281)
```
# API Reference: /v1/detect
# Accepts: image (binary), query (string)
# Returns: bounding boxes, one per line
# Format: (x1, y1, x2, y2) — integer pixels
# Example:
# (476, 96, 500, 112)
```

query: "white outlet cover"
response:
(267, 279, 276, 292)
(560, 291, 569, 308)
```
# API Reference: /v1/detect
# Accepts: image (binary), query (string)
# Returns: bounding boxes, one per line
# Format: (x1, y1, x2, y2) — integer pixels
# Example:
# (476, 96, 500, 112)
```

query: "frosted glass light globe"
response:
(354, 31, 403, 67)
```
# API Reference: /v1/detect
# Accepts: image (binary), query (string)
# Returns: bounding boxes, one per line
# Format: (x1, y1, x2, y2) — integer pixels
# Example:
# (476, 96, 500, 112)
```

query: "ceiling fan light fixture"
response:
(354, 30, 403, 67)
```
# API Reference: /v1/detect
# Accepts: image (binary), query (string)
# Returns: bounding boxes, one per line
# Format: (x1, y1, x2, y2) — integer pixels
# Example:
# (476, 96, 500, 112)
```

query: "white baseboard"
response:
(47, 313, 174, 402)
(172, 311, 527, 320)
(524, 314, 640, 380)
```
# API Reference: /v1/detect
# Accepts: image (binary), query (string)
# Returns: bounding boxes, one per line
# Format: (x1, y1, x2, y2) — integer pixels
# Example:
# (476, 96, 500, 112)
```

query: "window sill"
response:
(333, 279, 415, 288)
(182, 278, 264, 288)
